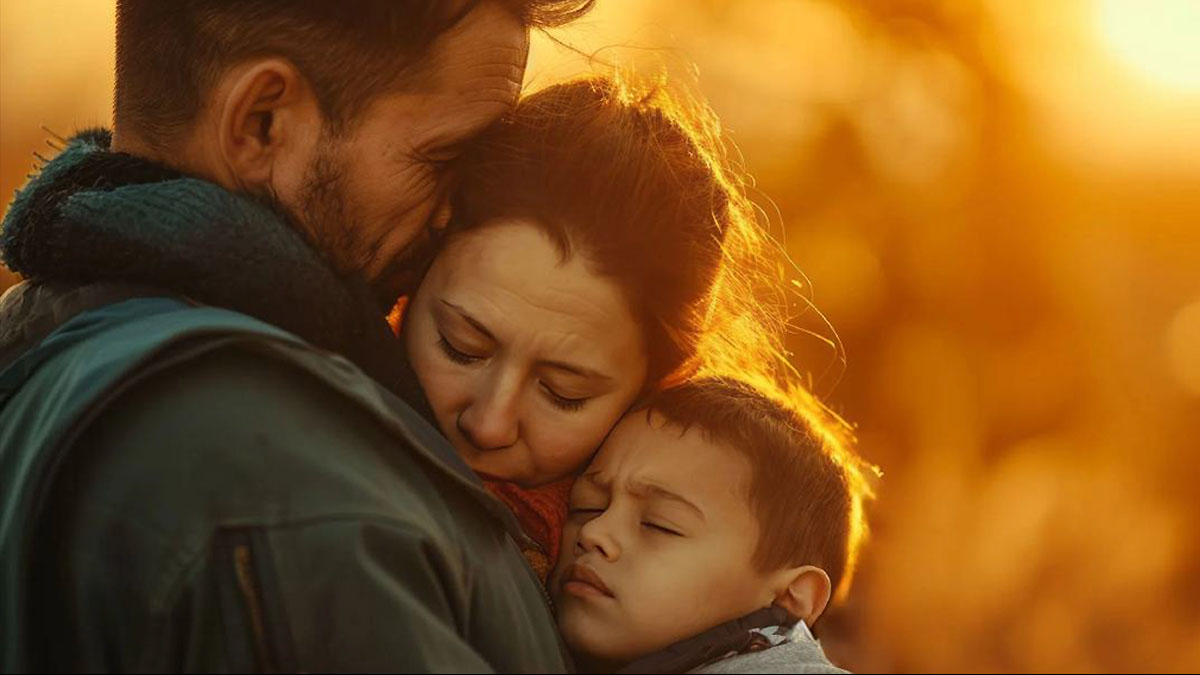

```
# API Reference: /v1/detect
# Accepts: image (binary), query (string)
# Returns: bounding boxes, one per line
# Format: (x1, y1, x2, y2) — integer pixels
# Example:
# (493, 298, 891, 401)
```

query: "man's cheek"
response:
(381, 162, 441, 218)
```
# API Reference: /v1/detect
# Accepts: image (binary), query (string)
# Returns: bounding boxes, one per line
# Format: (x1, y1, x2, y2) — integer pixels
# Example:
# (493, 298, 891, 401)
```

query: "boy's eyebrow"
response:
(581, 471, 706, 521)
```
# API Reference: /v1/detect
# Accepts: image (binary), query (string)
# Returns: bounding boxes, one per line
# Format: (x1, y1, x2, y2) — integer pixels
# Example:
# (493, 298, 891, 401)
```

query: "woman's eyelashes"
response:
(437, 333, 485, 365)
(437, 329, 592, 411)
(541, 382, 588, 412)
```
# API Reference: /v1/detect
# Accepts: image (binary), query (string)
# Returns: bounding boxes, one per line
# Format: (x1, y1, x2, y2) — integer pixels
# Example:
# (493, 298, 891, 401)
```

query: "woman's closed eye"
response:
(541, 381, 589, 412)
(437, 332, 487, 365)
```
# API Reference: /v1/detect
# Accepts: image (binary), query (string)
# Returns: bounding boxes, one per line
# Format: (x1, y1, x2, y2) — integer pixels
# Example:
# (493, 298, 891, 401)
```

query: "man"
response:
(0, 0, 592, 671)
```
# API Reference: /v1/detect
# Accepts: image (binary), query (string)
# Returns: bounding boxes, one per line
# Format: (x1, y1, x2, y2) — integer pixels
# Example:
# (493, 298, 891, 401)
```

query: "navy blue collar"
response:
(611, 606, 794, 674)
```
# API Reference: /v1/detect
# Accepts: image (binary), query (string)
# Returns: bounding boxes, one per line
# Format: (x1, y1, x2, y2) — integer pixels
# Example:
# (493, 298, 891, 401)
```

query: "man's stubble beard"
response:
(296, 139, 370, 283)
(281, 136, 443, 311)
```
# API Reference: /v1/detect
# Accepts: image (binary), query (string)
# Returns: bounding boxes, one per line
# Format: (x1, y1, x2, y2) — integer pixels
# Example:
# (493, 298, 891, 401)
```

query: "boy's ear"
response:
(772, 566, 832, 627)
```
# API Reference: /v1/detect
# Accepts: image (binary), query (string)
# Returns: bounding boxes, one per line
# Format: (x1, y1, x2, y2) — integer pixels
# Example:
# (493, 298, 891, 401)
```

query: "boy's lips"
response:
(562, 563, 614, 599)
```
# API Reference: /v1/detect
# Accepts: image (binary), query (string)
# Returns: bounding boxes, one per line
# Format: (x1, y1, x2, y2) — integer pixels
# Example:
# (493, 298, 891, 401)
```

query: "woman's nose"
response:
(456, 379, 520, 451)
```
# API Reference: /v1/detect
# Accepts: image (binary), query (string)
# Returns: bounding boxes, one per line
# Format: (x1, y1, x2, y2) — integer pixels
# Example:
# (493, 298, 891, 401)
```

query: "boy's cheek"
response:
(551, 529, 577, 578)
(549, 528, 580, 603)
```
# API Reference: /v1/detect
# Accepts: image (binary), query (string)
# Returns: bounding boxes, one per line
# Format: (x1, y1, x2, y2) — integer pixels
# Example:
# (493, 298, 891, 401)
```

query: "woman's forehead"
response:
(427, 221, 646, 362)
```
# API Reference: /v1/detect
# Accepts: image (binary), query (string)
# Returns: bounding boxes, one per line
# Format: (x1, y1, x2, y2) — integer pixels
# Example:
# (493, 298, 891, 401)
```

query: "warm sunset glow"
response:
(1097, 0, 1200, 90)
(4, 1, 1200, 672)
(1166, 298, 1200, 396)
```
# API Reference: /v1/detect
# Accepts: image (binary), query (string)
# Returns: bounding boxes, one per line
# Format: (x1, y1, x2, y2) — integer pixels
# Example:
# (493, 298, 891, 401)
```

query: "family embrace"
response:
(0, 1, 869, 672)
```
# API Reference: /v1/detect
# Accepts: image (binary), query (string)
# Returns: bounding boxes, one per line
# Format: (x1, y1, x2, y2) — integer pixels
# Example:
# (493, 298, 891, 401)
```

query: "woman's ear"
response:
(772, 565, 832, 627)
(213, 58, 314, 192)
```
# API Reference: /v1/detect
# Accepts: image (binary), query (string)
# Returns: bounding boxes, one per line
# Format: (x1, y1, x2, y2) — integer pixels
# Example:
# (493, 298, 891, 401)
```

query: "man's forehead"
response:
(419, 1, 529, 85)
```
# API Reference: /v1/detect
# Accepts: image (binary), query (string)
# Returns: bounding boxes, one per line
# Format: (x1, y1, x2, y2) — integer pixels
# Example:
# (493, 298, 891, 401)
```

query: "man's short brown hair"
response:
(114, 0, 593, 149)
(641, 377, 872, 603)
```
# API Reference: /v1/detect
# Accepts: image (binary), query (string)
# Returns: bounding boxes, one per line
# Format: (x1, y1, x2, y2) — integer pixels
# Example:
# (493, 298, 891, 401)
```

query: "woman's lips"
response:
(562, 563, 614, 599)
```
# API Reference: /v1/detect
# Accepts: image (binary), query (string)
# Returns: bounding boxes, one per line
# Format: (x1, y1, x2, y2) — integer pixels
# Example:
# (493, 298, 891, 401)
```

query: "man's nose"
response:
(577, 510, 622, 562)
(456, 375, 520, 451)
(427, 169, 458, 233)
(428, 193, 453, 233)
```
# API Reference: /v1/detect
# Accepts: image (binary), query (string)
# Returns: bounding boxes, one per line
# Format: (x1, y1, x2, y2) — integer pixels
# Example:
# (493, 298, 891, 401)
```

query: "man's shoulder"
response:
(74, 342, 459, 527)
(33, 346, 564, 674)
(100, 341, 390, 446)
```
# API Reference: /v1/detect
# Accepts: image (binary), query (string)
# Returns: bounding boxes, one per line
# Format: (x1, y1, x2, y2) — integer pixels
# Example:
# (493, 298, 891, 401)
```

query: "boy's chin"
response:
(558, 609, 644, 673)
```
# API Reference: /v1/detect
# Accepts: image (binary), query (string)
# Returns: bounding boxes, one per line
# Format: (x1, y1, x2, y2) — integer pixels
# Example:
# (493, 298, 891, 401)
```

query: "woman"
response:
(397, 77, 793, 577)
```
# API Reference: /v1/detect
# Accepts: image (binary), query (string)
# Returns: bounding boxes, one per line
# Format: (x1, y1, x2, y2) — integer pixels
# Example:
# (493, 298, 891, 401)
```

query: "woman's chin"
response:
(465, 459, 528, 485)
(475, 468, 551, 490)
(472, 468, 512, 482)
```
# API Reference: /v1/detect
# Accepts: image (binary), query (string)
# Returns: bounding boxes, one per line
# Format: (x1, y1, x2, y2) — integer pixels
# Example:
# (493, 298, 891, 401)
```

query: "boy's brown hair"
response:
(641, 377, 868, 602)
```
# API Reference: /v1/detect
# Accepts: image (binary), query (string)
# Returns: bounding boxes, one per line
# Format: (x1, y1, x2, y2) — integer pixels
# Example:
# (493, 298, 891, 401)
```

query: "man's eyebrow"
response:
(440, 300, 495, 341)
(582, 472, 706, 521)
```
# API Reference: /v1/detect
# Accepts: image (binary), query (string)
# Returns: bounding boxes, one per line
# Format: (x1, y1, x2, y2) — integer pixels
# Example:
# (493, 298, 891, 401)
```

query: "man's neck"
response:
(109, 127, 158, 160)
(110, 126, 222, 188)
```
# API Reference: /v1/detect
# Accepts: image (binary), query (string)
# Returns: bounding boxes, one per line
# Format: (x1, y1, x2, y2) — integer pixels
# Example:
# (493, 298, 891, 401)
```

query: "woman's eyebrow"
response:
(538, 358, 613, 382)
(440, 300, 612, 382)
(439, 300, 495, 340)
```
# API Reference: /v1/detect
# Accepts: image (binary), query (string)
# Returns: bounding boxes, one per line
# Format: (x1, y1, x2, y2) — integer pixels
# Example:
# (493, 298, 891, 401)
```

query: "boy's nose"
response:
(577, 514, 621, 561)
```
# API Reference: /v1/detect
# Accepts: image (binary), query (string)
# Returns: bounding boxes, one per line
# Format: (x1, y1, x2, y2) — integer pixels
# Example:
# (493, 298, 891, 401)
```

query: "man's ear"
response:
(772, 565, 832, 627)
(214, 58, 313, 192)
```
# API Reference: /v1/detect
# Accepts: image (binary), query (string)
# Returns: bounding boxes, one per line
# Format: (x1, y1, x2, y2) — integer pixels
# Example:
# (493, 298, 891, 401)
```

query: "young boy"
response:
(549, 378, 867, 674)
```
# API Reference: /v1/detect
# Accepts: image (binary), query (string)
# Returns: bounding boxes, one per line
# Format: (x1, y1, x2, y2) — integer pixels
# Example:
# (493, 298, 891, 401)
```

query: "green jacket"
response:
(0, 286, 569, 673)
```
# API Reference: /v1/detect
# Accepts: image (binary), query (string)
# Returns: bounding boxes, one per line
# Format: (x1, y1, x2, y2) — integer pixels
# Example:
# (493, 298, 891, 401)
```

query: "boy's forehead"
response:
(587, 411, 751, 501)
(590, 411, 686, 465)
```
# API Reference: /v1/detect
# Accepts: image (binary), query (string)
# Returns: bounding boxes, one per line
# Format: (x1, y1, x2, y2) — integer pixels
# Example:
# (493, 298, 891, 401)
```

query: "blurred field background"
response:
(3, 1, 1199, 672)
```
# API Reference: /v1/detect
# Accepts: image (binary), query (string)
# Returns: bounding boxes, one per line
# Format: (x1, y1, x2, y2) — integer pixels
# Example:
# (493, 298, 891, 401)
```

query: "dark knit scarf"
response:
(0, 128, 428, 409)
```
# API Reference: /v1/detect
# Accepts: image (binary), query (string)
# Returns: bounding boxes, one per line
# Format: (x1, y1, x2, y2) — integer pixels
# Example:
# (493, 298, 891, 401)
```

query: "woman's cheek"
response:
(426, 361, 473, 418)
(530, 411, 609, 478)
(409, 335, 471, 432)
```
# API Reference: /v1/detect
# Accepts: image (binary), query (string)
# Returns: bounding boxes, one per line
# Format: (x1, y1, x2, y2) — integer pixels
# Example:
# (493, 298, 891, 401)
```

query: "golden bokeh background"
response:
(3, 1, 1199, 671)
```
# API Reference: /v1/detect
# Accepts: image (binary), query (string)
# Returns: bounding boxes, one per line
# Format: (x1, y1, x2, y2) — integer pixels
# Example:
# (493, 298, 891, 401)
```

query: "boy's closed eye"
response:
(642, 521, 683, 536)
(567, 506, 686, 537)
(569, 506, 604, 516)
